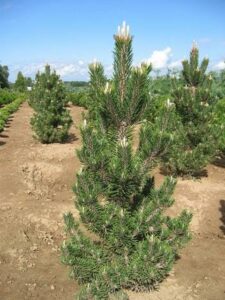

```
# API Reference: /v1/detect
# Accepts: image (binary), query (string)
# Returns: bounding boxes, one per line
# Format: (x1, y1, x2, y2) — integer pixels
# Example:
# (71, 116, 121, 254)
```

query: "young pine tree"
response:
(213, 65, 225, 101)
(212, 66, 225, 158)
(14, 71, 27, 92)
(214, 98, 225, 157)
(164, 44, 220, 176)
(0, 65, 9, 89)
(30, 65, 72, 143)
(62, 22, 192, 300)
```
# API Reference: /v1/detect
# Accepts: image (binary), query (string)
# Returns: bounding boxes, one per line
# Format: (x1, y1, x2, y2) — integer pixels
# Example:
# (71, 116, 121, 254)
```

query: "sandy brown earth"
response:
(0, 102, 225, 300)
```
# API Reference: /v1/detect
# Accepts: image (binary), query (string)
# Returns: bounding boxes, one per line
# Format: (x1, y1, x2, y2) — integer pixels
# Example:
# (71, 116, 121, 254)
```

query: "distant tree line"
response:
(64, 80, 89, 87)
(14, 71, 32, 92)
(1, 62, 224, 102)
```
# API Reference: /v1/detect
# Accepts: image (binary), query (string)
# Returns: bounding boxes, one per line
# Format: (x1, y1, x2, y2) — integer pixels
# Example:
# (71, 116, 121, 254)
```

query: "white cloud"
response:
(146, 47, 172, 69)
(105, 64, 113, 77)
(9, 60, 117, 82)
(21, 63, 46, 76)
(168, 59, 182, 69)
(7, 49, 190, 82)
(78, 60, 84, 66)
(144, 47, 183, 72)
(56, 64, 77, 77)
(214, 61, 225, 70)
(9, 61, 90, 81)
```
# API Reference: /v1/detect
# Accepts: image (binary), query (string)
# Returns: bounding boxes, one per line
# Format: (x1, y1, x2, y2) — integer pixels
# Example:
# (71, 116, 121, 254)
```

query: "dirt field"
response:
(0, 102, 225, 300)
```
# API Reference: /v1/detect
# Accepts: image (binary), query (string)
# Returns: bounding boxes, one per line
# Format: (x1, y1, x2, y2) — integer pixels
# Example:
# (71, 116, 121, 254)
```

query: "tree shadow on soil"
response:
(160, 166, 208, 180)
(63, 133, 79, 144)
(0, 133, 8, 146)
(0, 134, 9, 138)
(3, 117, 14, 129)
(219, 200, 225, 235)
(213, 157, 225, 169)
(0, 141, 6, 146)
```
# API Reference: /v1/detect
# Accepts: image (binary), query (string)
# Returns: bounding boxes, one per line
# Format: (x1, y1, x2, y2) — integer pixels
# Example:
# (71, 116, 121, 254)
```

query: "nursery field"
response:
(0, 102, 225, 300)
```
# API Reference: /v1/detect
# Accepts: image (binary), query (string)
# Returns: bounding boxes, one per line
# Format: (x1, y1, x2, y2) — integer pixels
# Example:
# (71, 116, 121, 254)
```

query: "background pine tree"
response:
(14, 71, 27, 92)
(30, 65, 72, 143)
(210, 63, 225, 101)
(213, 98, 225, 157)
(163, 45, 220, 176)
(212, 65, 225, 158)
(61, 22, 192, 299)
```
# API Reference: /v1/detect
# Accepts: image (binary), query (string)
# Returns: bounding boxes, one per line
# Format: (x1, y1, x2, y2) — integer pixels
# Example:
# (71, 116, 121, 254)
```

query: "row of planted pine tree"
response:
(29, 65, 72, 143)
(29, 22, 224, 299)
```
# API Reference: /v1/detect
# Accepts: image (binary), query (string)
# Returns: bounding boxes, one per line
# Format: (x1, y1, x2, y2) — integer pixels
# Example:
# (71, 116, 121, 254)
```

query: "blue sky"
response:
(0, 0, 225, 81)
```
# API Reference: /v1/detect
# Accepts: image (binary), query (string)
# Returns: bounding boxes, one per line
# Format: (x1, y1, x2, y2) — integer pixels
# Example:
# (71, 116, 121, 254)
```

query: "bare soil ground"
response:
(0, 102, 225, 300)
